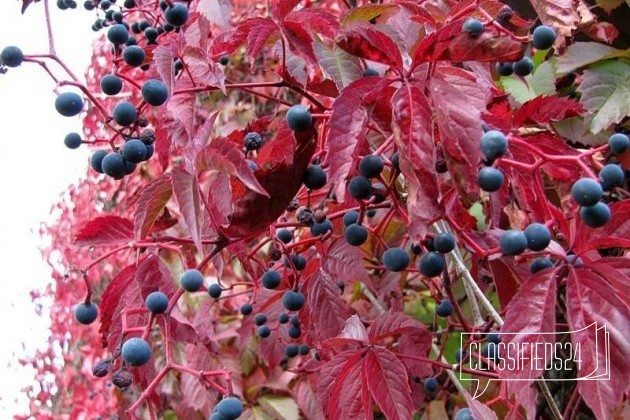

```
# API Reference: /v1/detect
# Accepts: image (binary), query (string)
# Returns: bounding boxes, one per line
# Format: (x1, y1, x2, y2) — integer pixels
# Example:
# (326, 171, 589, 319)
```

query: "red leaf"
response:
(98, 264, 136, 343)
(464, 394, 499, 420)
(322, 237, 371, 284)
(285, 8, 340, 39)
(186, 108, 219, 165)
(272, 0, 301, 20)
(106, 276, 147, 352)
(364, 347, 414, 420)
(392, 83, 441, 239)
(567, 267, 630, 419)
(319, 351, 370, 420)
(134, 175, 173, 240)
(21, 0, 40, 13)
(500, 267, 558, 380)
(325, 314, 370, 348)
(166, 78, 196, 147)
(369, 310, 429, 344)
(430, 68, 487, 194)
(528, 0, 579, 42)
(74, 215, 134, 247)
(134, 254, 178, 298)
(513, 95, 584, 127)
(185, 47, 226, 94)
(326, 78, 379, 201)
(196, 137, 268, 197)
(192, 300, 220, 353)
(281, 21, 318, 64)
(336, 27, 403, 73)
(227, 18, 280, 61)
(488, 258, 524, 309)
(516, 132, 581, 182)
(172, 167, 206, 253)
(573, 201, 630, 253)
(303, 269, 348, 341)
(153, 46, 175, 95)
(413, 19, 524, 65)
(294, 380, 325, 420)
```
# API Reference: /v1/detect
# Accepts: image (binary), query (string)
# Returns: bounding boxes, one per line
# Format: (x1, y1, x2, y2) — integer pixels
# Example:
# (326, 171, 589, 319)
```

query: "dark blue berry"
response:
(343, 210, 359, 227)
(64, 132, 82, 149)
(219, 55, 229, 65)
(599, 164, 624, 190)
(436, 299, 454, 317)
(499, 230, 528, 255)
(1, 46, 24, 67)
(123, 0, 135, 7)
(480, 130, 508, 161)
(285, 343, 299, 358)
(310, 219, 333, 236)
(524, 223, 551, 251)
(496, 62, 513, 76)
(121, 337, 152, 366)
(261, 270, 281, 289)
(125, 160, 137, 175)
(257, 325, 271, 338)
(107, 24, 129, 44)
(55, 92, 84, 117)
(487, 331, 501, 344)
(477, 167, 504, 192)
(145, 144, 155, 159)
(580, 202, 611, 228)
(122, 139, 147, 163)
(513, 57, 534, 76)
(101, 74, 123, 95)
(101, 152, 127, 178)
(240, 303, 253, 315)
(123, 45, 145, 67)
(244, 131, 263, 151)
(278, 313, 289, 324)
(299, 344, 309, 355)
(303, 165, 327, 190)
(208, 283, 222, 298)
(180, 269, 204, 292)
(462, 18, 483, 37)
(609, 133, 629, 154)
(391, 152, 400, 172)
(532, 25, 557, 50)
(424, 377, 439, 393)
(286, 105, 313, 131)
(348, 176, 373, 200)
(144, 27, 159, 42)
(145, 291, 169, 313)
(382, 247, 410, 272)
(419, 252, 446, 277)
(285, 254, 307, 271)
(288, 325, 301, 338)
(276, 229, 293, 244)
(455, 408, 474, 420)
(433, 233, 455, 253)
(571, 178, 603, 206)
(141, 79, 168, 106)
(530, 257, 553, 274)
(345, 223, 368, 246)
(75, 302, 98, 324)
(90, 150, 108, 173)
(363, 68, 379, 77)
(254, 313, 267, 326)
(92, 359, 110, 377)
(164, 3, 189, 27)
(359, 155, 384, 178)
(282, 291, 305, 311)
(113, 101, 137, 126)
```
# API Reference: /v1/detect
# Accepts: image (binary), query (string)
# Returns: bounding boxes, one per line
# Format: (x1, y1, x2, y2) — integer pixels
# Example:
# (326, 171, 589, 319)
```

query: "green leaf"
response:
(341, 4, 399, 26)
(258, 395, 300, 419)
(577, 60, 630, 133)
(556, 42, 628, 74)
(501, 60, 556, 104)
(552, 116, 613, 146)
(313, 40, 362, 89)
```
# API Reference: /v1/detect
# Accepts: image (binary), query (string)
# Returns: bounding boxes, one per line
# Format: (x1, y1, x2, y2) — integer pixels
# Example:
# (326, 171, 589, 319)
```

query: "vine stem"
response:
(43, 0, 56, 55)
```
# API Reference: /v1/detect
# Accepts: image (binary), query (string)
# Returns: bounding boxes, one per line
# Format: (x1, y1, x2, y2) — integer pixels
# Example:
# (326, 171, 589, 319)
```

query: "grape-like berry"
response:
(141, 79, 168, 106)
(419, 252, 446, 277)
(74, 302, 98, 324)
(282, 291, 305, 311)
(424, 377, 439, 393)
(145, 291, 169, 313)
(107, 24, 129, 45)
(530, 257, 553, 274)
(64, 132, 82, 149)
(499, 230, 528, 255)
(240, 303, 253, 315)
(599, 164, 624, 190)
(254, 313, 267, 326)
(359, 155, 384, 178)
(348, 176, 373, 200)
(286, 105, 313, 131)
(609, 133, 629, 154)
(113, 101, 137, 126)
(302, 165, 327, 190)
(276, 229, 293, 244)
(257, 325, 270, 338)
(477, 167, 504, 192)
(462, 18, 484, 37)
(480, 130, 508, 161)
(580, 202, 611, 228)
(101, 152, 127, 178)
(343, 210, 359, 227)
(285, 343, 299, 358)
(122, 139, 148, 163)
(363, 68, 379, 77)
(101, 74, 123, 96)
(310, 219, 333, 236)
(180, 269, 204, 292)
(523, 223, 551, 251)
(455, 408, 474, 420)
(1, 46, 24, 67)
(123, 45, 146, 67)
(532, 25, 557, 50)
(513, 57, 534, 76)
(278, 313, 289, 324)
(164, 3, 189, 27)
(571, 178, 603, 206)
(90, 150, 108, 173)
(496, 62, 513, 76)
(382, 247, 410, 272)
(208, 284, 222, 298)
(55, 92, 84, 117)
(433, 232, 455, 253)
(345, 223, 368, 246)
(121, 337, 152, 366)
(244, 131, 263, 151)
(261, 270, 281, 289)
(436, 299, 454, 317)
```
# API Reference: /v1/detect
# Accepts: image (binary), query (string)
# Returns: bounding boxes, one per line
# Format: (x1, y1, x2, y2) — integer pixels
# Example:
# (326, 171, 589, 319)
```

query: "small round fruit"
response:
(92, 359, 110, 377)
(477, 167, 504, 192)
(282, 291, 305, 311)
(480, 130, 508, 161)
(455, 408, 474, 420)
(530, 257, 553, 274)
(513, 57, 534, 76)
(496, 62, 513, 76)
(571, 178, 603, 206)
(64, 132, 82, 149)
(609, 133, 629, 154)
(101, 74, 123, 95)
(1, 46, 24, 67)
(141, 79, 168, 106)
(145, 291, 169, 313)
(345, 223, 368, 246)
(348, 176, 373, 200)
(310, 219, 333, 236)
(359, 155, 384, 178)
(285, 343, 299, 358)
(254, 313, 268, 326)
(123, 45, 146, 67)
(144, 27, 159, 43)
(90, 150, 108, 173)
(240, 303, 253, 315)
(276, 229, 293, 244)
(302, 165, 327, 190)
(180, 269, 204, 292)
(419, 252, 446, 277)
(121, 337, 152, 366)
(499, 230, 528, 256)
(462, 18, 483, 37)
(257, 325, 271, 338)
(382, 247, 410, 272)
(599, 164, 624, 190)
(433, 233, 455, 253)
(261, 270, 282, 289)
(244, 131, 263, 151)
(107, 23, 129, 44)
(286, 105, 313, 131)
(487, 332, 501, 344)
(219, 55, 229, 65)
(285, 254, 307, 271)
(113, 101, 137, 126)
(567, 254, 584, 266)
(55, 92, 84, 117)
(391, 152, 400, 172)
(532, 25, 557, 50)
(101, 152, 127, 178)
(75, 302, 98, 324)
(580, 202, 611, 228)
(288, 326, 301, 338)
(436, 299, 454, 317)
(290, 315, 300, 327)
(343, 211, 359, 227)
(164, 3, 189, 27)
(214, 397, 243, 420)
(208, 284, 222, 298)
(424, 377, 439, 393)
(278, 313, 290, 324)
(524, 223, 551, 251)
(122, 139, 148, 163)
(363, 68, 379, 77)
(299, 344, 309, 355)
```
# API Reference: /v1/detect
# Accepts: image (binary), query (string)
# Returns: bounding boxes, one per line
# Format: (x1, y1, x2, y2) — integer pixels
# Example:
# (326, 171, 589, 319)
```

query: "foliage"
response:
(4, 0, 630, 418)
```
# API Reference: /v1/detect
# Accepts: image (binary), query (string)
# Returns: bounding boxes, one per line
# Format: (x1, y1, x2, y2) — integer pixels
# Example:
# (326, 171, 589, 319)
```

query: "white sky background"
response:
(0, 1, 97, 414)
